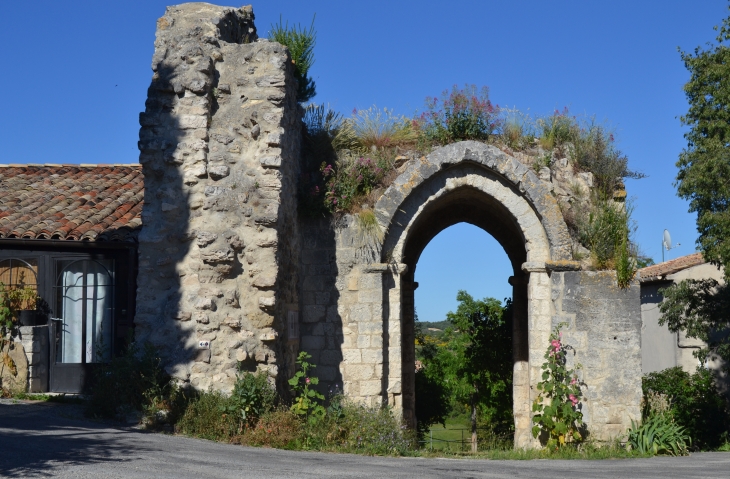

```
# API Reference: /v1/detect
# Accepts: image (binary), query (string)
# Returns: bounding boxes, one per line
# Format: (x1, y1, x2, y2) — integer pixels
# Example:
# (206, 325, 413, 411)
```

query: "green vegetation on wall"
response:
(298, 85, 645, 286)
(269, 16, 317, 102)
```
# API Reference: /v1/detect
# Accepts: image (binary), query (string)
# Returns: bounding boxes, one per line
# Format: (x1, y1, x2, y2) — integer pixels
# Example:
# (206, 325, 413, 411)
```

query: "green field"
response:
(423, 417, 472, 451)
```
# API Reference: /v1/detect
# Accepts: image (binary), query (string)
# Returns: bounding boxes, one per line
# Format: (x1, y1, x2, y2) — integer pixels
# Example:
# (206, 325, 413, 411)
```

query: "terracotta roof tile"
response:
(637, 252, 706, 282)
(0, 165, 144, 242)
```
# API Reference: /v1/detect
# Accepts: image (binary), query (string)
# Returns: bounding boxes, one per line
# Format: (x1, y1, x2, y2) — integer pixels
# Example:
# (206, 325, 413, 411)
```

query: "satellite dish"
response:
(663, 229, 672, 250)
(662, 229, 681, 262)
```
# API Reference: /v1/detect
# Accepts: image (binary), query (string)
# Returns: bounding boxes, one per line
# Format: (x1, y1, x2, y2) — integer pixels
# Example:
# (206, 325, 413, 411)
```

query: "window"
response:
(0, 258, 38, 292)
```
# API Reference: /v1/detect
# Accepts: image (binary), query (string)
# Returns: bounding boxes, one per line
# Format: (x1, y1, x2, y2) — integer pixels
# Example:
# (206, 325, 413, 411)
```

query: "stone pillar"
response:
(509, 274, 531, 448)
(135, 3, 300, 394)
(397, 270, 414, 426)
(521, 263, 554, 448)
(1, 326, 49, 393)
(20, 326, 49, 393)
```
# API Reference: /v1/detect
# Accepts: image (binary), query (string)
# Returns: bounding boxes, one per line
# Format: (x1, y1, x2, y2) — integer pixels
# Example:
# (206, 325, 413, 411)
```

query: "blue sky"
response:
(0, 1, 726, 322)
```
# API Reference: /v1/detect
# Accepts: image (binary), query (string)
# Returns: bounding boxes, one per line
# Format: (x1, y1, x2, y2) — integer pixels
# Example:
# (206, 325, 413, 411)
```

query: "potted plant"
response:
(9, 286, 40, 326)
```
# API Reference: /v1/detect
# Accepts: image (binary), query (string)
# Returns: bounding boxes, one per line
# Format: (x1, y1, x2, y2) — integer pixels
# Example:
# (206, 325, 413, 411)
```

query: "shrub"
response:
(626, 412, 690, 456)
(177, 390, 239, 440)
(237, 408, 302, 449)
(221, 371, 277, 427)
(86, 342, 171, 420)
(418, 84, 501, 144)
(643, 367, 730, 450)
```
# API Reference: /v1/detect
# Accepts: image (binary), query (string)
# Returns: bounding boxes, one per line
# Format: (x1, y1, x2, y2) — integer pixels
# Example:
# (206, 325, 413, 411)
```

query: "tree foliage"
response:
(677, 9, 730, 280)
(414, 292, 513, 438)
(658, 279, 730, 370)
(659, 9, 730, 374)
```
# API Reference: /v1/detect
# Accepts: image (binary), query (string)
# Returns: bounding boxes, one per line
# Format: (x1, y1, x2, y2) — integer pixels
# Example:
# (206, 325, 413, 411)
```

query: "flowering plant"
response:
(531, 324, 585, 447)
(321, 156, 388, 212)
(288, 351, 326, 421)
(416, 84, 501, 144)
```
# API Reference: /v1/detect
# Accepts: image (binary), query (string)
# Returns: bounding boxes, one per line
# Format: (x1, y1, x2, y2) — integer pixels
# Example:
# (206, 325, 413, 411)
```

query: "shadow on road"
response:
(0, 401, 159, 478)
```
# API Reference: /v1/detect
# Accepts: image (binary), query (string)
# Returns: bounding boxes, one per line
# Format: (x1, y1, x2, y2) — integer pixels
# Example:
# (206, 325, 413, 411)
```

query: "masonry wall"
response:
(299, 216, 398, 408)
(551, 271, 642, 441)
(135, 3, 301, 393)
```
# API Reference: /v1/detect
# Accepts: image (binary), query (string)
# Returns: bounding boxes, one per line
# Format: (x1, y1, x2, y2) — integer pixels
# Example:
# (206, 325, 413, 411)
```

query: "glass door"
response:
(50, 258, 114, 393)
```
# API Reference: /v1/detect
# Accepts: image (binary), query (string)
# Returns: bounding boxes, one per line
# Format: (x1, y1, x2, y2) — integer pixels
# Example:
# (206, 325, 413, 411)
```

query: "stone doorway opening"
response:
(411, 222, 515, 446)
(394, 186, 530, 447)
(374, 142, 571, 447)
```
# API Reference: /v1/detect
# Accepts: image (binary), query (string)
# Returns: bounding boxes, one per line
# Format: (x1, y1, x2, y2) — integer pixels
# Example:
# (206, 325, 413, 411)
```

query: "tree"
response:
(660, 9, 730, 372)
(444, 291, 512, 452)
(677, 9, 730, 280)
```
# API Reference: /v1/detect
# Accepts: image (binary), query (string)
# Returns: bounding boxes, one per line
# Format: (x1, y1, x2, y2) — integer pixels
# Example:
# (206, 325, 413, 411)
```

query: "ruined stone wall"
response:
(131, 4, 643, 449)
(135, 3, 301, 393)
(299, 217, 396, 406)
(551, 271, 642, 441)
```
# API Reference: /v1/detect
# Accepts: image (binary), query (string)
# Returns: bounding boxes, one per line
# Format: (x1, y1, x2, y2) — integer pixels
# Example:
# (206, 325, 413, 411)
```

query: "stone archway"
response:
(373, 141, 574, 448)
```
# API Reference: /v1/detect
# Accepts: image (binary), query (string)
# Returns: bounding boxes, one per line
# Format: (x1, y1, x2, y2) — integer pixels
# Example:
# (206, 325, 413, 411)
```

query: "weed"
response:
(177, 390, 239, 440)
(237, 408, 302, 449)
(537, 107, 576, 151)
(289, 351, 326, 421)
(356, 208, 383, 243)
(500, 108, 536, 150)
(321, 155, 391, 213)
(349, 106, 416, 151)
(303, 399, 415, 455)
(268, 15, 317, 102)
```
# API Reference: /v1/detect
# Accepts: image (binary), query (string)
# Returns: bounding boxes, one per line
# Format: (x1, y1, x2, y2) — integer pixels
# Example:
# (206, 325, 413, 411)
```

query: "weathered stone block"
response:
(303, 305, 325, 323)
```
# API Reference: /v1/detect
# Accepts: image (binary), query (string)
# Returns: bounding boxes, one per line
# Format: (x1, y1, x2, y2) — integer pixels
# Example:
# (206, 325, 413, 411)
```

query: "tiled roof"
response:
(0, 164, 144, 242)
(637, 252, 705, 282)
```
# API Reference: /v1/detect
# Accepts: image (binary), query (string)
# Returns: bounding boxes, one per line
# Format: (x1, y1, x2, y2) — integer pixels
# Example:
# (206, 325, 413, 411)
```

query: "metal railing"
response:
(418, 427, 512, 452)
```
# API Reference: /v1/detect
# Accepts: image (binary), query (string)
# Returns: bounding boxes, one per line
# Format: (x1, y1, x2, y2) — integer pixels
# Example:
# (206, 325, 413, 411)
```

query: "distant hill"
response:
(417, 319, 451, 338)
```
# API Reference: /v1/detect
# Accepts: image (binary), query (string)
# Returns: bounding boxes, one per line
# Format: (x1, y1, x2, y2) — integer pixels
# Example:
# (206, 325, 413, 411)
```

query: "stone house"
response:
(638, 252, 727, 380)
(0, 2, 652, 448)
(0, 164, 142, 393)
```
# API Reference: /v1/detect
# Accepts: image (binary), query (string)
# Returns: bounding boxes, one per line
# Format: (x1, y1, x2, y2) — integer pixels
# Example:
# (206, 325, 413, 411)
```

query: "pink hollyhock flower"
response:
(569, 394, 578, 405)
(571, 377, 577, 385)
(305, 377, 310, 384)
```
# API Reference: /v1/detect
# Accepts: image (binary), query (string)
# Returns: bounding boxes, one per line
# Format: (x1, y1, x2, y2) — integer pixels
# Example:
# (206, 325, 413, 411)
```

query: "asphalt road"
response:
(1, 400, 729, 479)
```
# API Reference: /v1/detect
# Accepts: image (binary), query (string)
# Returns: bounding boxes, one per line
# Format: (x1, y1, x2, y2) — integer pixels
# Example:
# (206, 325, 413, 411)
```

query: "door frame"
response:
(0, 240, 136, 393)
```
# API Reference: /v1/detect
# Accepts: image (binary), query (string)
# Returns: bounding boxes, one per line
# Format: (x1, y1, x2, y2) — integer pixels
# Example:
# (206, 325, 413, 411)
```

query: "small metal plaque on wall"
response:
(287, 310, 299, 340)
